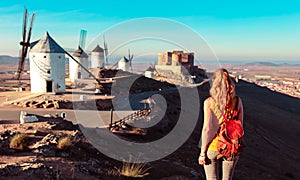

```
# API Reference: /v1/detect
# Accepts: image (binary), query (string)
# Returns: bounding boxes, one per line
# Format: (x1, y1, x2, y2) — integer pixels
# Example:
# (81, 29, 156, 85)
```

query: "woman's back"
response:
(198, 68, 244, 180)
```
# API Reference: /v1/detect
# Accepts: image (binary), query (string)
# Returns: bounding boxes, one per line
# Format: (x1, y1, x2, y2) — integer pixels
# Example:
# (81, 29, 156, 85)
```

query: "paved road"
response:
(0, 107, 134, 128)
(0, 85, 182, 127)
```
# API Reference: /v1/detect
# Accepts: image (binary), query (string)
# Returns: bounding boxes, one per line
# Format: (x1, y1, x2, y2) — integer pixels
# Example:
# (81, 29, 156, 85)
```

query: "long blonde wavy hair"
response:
(210, 68, 236, 113)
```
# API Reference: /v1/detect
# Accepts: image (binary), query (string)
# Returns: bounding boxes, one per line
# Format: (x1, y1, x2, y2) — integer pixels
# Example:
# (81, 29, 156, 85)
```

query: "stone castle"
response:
(155, 51, 206, 84)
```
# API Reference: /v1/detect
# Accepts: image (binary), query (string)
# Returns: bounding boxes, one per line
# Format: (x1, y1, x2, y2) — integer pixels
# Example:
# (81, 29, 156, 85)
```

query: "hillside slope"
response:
(234, 80, 300, 179)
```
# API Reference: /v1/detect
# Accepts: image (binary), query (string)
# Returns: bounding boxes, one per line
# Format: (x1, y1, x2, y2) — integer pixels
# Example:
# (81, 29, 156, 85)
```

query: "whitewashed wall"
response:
(118, 60, 130, 72)
(69, 56, 79, 83)
(80, 57, 89, 79)
(30, 52, 66, 93)
(90, 51, 104, 68)
(145, 71, 154, 79)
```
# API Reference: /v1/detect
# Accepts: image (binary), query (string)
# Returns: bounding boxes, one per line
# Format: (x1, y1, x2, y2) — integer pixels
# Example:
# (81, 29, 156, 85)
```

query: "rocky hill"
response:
(0, 79, 299, 179)
(233, 80, 300, 179)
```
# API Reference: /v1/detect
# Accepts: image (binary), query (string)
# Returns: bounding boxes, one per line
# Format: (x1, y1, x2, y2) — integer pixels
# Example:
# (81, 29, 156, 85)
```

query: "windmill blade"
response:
(79, 29, 87, 49)
(17, 8, 29, 80)
(21, 8, 28, 47)
(26, 13, 34, 44)
(129, 57, 133, 72)
(127, 49, 133, 72)
(130, 61, 133, 72)
(128, 49, 133, 60)
(20, 7, 28, 60)
(24, 12, 35, 57)
(130, 54, 133, 61)
(103, 35, 108, 64)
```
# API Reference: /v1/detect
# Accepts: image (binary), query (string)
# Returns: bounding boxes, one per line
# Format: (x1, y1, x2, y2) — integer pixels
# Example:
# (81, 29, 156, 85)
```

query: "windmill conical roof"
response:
(92, 45, 104, 52)
(30, 32, 65, 53)
(30, 40, 39, 49)
(119, 56, 129, 63)
(73, 46, 88, 58)
(145, 66, 154, 71)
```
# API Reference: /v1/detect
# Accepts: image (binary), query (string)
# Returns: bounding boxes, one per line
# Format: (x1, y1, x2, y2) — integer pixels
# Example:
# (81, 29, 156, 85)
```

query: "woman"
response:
(198, 68, 244, 180)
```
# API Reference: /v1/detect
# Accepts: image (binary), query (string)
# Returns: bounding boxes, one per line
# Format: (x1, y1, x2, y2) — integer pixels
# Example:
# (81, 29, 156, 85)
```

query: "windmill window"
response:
(47, 70, 51, 74)
(44, 56, 47, 58)
(58, 56, 61, 59)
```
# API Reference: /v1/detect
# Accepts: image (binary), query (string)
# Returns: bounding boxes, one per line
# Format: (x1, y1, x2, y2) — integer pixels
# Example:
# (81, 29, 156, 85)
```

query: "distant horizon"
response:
(0, 54, 299, 66)
(1, 1, 300, 61)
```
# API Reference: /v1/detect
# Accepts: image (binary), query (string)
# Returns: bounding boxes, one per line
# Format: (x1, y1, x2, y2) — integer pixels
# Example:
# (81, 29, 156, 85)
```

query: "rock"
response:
(41, 134, 58, 144)
(51, 121, 77, 131)
(10, 131, 17, 136)
(0, 162, 46, 176)
(34, 102, 44, 108)
(13, 102, 19, 105)
(53, 101, 59, 109)
(29, 101, 38, 107)
(24, 101, 31, 107)
(43, 103, 54, 108)
(45, 122, 56, 129)
(4, 130, 11, 136)
(33, 134, 58, 150)
(0, 163, 19, 176)
(34, 147, 55, 157)
(20, 162, 44, 171)
(43, 114, 52, 117)
(26, 126, 33, 130)
(72, 130, 82, 142)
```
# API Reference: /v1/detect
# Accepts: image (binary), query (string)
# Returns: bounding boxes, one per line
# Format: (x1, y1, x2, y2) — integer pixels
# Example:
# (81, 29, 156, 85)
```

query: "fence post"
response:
(110, 108, 113, 131)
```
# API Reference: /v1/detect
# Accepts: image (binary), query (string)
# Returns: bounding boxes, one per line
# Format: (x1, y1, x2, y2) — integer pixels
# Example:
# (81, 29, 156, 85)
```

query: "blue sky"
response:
(1, 0, 300, 62)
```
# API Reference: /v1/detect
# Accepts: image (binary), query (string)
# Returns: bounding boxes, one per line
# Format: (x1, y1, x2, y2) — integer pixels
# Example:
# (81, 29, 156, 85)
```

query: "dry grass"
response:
(116, 161, 150, 178)
(57, 136, 72, 150)
(9, 133, 29, 150)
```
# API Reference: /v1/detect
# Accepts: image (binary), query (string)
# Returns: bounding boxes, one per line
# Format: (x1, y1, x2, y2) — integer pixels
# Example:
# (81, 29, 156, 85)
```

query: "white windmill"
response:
(117, 49, 133, 72)
(90, 45, 105, 68)
(29, 32, 66, 93)
(145, 63, 156, 79)
(69, 46, 89, 82)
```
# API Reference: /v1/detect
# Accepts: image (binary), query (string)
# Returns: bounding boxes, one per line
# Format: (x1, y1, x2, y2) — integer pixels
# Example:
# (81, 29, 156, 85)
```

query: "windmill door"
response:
(46, 80, 53, 92)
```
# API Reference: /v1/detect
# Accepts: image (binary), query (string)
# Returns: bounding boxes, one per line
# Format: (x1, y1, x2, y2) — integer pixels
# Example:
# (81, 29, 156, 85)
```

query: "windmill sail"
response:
(103, 35, 108, 64)
(17, 8, 35, 81)
(79, 29, 87, 50)
(128, 49, 133, 72)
